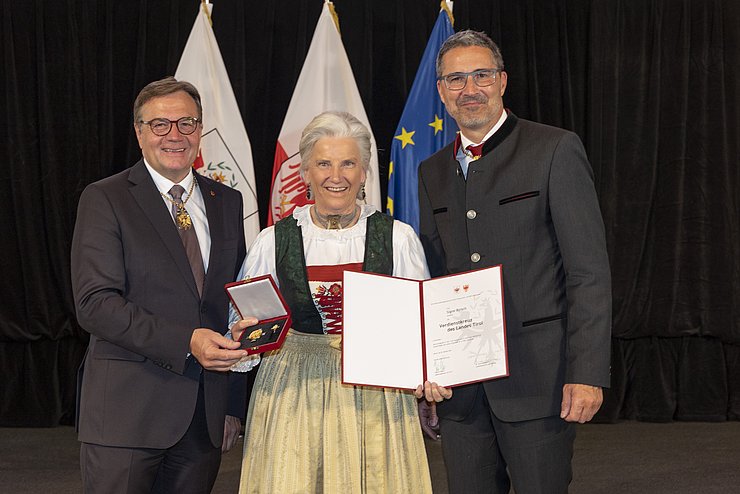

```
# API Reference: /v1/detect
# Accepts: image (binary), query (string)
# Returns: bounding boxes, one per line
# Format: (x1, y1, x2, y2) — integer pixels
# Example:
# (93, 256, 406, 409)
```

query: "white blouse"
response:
(227, 205, 429, 371)
(239, 204, 430, 283)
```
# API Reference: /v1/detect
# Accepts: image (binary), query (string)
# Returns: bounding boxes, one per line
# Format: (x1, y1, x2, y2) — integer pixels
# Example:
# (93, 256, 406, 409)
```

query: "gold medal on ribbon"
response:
(176, 206, 192, 230)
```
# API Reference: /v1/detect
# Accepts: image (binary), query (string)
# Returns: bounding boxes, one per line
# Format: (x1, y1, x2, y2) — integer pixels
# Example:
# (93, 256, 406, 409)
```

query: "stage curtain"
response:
(0, 0, 737, 426)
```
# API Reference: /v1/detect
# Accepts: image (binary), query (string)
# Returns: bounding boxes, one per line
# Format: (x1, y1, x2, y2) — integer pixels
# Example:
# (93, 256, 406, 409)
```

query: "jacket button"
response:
(466, 209, 477, 220)
(470, 252, 481, 263)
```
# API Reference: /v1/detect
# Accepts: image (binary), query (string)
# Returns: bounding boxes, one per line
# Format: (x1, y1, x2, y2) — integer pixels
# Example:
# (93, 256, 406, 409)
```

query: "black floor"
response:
(2, 421, 739, 493)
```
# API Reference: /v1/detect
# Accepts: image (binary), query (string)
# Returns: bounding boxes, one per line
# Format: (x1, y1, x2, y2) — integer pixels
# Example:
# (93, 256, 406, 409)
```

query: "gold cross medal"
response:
(175, 205, 192, 230)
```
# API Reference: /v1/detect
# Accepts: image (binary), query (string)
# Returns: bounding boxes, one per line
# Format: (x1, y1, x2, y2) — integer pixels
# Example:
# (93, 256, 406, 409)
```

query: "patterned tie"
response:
(169, 184, 205, 297)
(466, 143, 484, 159)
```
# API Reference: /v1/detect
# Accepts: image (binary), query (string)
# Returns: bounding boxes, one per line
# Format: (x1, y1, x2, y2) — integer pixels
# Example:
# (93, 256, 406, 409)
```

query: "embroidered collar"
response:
(452, 110, 518, 159)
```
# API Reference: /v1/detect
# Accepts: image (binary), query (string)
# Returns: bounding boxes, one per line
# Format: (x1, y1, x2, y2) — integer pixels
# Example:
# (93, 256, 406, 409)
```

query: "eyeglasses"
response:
(138, 117, 201, 136)
(438, 69, 502, 91)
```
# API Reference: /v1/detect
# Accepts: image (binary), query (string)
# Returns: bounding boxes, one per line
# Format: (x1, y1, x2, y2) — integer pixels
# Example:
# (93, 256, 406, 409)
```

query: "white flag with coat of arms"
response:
(175, 2, 260, 244)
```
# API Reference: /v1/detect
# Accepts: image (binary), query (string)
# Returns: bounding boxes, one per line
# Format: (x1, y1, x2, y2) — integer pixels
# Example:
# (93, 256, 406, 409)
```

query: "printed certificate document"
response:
(342, 266, 508, 389)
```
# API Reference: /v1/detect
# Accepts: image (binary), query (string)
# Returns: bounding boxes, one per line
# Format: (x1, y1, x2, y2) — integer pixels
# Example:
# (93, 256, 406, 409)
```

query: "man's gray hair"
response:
(298, 111, 372, 179)
(436, 30, 505, 77)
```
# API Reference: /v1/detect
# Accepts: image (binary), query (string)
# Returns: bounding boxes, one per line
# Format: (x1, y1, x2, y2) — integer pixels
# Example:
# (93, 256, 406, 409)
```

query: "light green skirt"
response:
(238, 329, 433, 494)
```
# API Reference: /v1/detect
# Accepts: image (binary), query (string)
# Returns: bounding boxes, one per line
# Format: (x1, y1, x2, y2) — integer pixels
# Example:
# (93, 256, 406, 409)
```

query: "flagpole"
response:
(442, 1, 454, 26)
(326, 1, 341, 34)
(200, 0, 212, 26)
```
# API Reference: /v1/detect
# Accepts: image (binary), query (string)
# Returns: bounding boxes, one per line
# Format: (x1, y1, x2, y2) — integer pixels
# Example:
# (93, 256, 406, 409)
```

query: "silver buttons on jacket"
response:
(470, 252, 481, 263)
(466, 209, 477, 220)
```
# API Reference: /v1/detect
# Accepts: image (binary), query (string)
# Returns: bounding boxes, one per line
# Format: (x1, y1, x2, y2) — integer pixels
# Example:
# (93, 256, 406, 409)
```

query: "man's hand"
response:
(222, 415, 242, 453)
(414, 381, 453, 403)
(190, 328, 248, 371)
(229, 317, 259, 342)
(560, 383, 603, 423)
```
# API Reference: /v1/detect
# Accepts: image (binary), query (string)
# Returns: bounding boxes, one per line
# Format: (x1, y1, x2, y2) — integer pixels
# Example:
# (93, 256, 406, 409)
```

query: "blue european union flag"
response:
(386, 8, 457, 233)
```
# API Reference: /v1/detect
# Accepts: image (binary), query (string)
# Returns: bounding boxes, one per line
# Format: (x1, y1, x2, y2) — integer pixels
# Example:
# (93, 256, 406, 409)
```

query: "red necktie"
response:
(466, 143, 484, 159)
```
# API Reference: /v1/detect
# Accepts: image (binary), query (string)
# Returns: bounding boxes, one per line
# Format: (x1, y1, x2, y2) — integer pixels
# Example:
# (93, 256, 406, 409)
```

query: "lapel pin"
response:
(210, 190, 216, 197)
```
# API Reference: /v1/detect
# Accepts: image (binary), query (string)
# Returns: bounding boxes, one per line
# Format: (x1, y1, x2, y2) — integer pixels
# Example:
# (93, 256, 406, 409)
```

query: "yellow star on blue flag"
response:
(386, 8, 457, 232)
(394, 128, 416, 148)
(428, 115, 444, 135)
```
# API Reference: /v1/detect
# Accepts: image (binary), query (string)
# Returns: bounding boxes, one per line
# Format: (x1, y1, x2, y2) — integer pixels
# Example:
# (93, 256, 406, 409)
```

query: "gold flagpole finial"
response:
(200, 0, 213, 27)
(327, 1, 341, 35)
(440, 1, 454, 27)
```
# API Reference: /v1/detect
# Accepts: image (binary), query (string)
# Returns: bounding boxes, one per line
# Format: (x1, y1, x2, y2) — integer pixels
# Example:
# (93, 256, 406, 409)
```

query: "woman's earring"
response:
(358, 182, 366, 201)
(306, 184, 312, 201)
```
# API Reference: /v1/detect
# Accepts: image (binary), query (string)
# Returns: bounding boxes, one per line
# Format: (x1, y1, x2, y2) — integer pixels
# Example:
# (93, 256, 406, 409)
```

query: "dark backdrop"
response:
(1, 0, 738, 426)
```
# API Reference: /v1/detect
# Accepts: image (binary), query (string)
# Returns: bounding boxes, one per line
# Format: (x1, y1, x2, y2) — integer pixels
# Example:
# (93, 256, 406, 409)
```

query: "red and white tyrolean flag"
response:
(268, 0, 380, 224)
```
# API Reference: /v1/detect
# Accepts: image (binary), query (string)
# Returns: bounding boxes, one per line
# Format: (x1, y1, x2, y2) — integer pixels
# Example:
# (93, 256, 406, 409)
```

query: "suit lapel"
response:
(127, 161, 200, 300)
(197, 173, 223, 296)
(440, 142, 467, 206)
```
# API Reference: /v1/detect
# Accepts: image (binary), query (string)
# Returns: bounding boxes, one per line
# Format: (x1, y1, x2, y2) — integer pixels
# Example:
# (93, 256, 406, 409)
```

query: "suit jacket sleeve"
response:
(549, 132, 612, 387)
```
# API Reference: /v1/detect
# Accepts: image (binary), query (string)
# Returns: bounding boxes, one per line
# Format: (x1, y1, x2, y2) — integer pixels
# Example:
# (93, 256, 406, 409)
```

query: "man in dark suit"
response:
(71, 77, 252, 493)
(417, 31, 612, 493)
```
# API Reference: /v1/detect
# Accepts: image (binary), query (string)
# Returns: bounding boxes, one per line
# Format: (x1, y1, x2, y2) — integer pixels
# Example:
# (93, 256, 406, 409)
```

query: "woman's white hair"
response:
(298, 111, 372, 180)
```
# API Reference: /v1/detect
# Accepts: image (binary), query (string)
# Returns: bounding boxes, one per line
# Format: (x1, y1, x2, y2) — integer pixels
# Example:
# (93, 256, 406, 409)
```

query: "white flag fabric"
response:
(175, 3, 260, 245)
(268, 0, 380, 224)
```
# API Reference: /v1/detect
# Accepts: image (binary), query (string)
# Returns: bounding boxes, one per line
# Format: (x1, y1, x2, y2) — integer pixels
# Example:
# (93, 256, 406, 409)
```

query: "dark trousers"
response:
(80, 381, 221, 494)
(439, 386, 575, 494)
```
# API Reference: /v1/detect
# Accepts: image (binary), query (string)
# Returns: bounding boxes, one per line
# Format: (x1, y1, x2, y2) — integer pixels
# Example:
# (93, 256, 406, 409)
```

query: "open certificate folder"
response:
(342, 266, 509, 389)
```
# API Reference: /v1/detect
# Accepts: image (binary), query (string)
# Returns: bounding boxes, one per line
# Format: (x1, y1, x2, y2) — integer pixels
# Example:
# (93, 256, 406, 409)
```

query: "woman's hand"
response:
(414, 381, 453, 402)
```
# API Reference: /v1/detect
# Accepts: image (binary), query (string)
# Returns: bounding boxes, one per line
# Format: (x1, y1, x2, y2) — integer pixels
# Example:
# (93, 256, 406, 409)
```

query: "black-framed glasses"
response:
(138, 117, 201, 136)
(438, 68, 502, 91)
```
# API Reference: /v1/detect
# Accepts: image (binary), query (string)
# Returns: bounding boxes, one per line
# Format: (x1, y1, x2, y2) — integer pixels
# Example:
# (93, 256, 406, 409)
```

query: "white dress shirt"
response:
(143, 161, 211, 271)
(456, 110, 508, 178)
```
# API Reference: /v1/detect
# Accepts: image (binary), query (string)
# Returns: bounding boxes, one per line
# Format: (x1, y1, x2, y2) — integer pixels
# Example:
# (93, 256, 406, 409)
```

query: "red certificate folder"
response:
(342, 265, 508, 390)
(225, 274, 291, 355)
